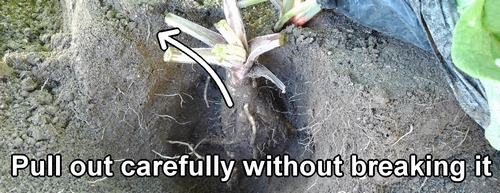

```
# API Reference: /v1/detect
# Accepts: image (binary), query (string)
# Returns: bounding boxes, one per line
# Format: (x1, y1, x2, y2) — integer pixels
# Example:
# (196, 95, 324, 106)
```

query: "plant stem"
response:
(238, 0, 267, 8)
(164, 47, 233, 68)
(290, 2, 321, 26)
(165, 13, 226, 46)
(273, 0, 321, 31)
(214, 20, 244, 48)
(212, 44, 247, 64)
(246, 63, 286, 93)
(281, 0, 293, 17)
(269, 0, 282, 10)
(244, 33, 283, 68)
(223, 0, 248, 49)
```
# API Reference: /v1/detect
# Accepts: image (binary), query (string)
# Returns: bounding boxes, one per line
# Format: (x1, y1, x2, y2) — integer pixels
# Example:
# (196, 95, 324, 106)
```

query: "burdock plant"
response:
(164, 0, 285, 92)
(163, 1, 296, 187)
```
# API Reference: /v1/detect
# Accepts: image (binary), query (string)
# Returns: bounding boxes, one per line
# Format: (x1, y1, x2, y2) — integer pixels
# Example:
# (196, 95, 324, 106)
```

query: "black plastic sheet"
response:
(317, 0, 490, 128)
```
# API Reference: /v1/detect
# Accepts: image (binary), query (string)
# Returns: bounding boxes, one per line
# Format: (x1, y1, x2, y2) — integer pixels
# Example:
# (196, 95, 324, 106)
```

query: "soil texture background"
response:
(1, 0, 499, 192)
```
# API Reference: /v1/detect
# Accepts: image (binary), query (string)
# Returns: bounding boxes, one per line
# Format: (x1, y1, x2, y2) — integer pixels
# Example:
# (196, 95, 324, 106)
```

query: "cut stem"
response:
(281, 0, 293, 17)
(238, 0, 267, 8)
(164, 47, 234, 68)
(246, 63, 286, 93)
(244, 33, 283, 68)
(212, 44, 247, 64)
(214, 20, 244, 47)
(165, 13, 226, 46)
(223, 0, 248, 49)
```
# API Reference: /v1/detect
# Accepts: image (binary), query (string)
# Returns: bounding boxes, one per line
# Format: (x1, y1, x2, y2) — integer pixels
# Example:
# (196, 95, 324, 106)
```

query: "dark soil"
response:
(1, 0, 499, 192)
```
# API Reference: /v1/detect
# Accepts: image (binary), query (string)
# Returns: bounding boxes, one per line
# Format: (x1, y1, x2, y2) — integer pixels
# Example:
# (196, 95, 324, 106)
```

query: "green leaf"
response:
(456, 0, 476, 15)
(452, 0, 500, 150)
(483, 79, 500, 150)
(451, 0, 500, 81)
(483, 0, 500, 35)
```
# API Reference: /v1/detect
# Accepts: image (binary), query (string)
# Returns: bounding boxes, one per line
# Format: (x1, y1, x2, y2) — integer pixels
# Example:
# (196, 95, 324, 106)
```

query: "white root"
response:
(157, 114, 191, 125)
(244, 103, 258, 159)
(152, 139, 205, 160)
(390, 125, 414, 147)
(204, 76, 211, 108)
(155, 92, 194, 108)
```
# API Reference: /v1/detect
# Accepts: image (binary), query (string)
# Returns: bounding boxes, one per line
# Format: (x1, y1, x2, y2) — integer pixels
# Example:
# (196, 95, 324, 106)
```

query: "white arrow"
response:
(157, 28, 234, 108)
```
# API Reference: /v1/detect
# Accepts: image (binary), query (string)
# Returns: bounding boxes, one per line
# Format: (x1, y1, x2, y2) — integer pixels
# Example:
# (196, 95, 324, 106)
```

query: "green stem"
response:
(214, 20, 244, 48)
(281, 0, 293, 17)
(292, 2, 321, 25)
(273, 0, 320, 31)
(165, 13, 226, 46)
(223, 0, 248, 50)
(164, 47, 230, 67)
(269, 0, 282, 10)
(238, 0, 267, 8)
(244, 33, 282, 68)
(212, 44, 247, 64)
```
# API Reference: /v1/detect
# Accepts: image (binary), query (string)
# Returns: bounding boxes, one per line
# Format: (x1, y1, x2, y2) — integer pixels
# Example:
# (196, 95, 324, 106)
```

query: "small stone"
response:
(52, 116, 59, 124)
(25, 137, 36, 146)
(116, 12, 126, 19)
(23, 28, 33, 37)
(127, 22, 137, 31)
(327, 51, 333, 55)
(28, 113, 49, 125)
(51, 33, 72, 49)
(45, 105, 57, 115)
(371, 87, 389, 106)
(61, 91, 74, 102)
(21, 77, 37, 91)
(6, 40, 22, 50)
(33, 90, 53, 105)
(3, 53, 30, 70)
(35, 151, 44, 158)
(0, 102, 8, 110)
(40, 34, 51, 44)
(106, 10, 116, 19)
(30, 124, 57, 141)
(296, 35, 306, 44)
(35, 141, 44, 148)
(20, 90, 29, 98)
(331, 39, 339, 46)
(25, 52, 42, 65)
(30, 126, 44, 141)
(12, 137, 24, 148)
